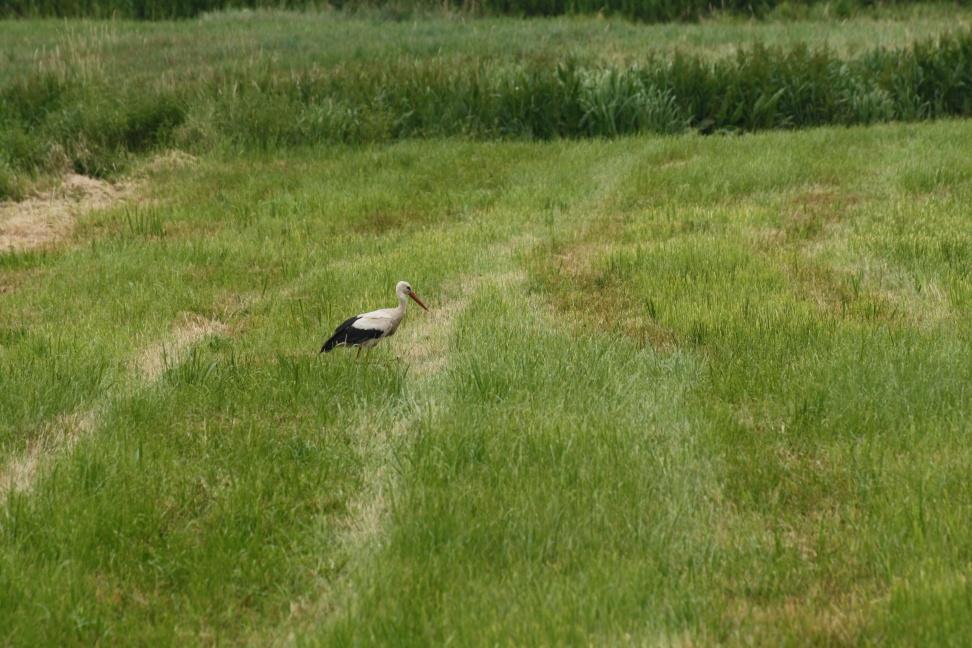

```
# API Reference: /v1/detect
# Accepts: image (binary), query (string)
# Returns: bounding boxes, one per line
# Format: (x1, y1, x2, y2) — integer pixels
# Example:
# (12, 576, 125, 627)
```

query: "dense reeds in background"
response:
(3, 0, 971, 20)
(2, 25, 972, 198)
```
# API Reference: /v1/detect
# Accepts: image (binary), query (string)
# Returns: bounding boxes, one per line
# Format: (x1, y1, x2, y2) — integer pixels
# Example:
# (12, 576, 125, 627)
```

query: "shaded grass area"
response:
(3, 9, 972, 198)
(1, 122, 971, 643)
(3, 0, 970, 21)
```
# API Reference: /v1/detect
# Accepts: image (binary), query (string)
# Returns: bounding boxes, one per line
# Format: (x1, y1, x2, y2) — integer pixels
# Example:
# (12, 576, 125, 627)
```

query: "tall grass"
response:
(4, 0, 970, 20)
(3, 29, 972, 198)
(1, 0, 327, 20)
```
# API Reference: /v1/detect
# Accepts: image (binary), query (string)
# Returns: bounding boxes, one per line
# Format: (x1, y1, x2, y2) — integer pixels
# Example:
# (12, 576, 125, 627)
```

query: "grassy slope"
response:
(1, 120, 970, 644)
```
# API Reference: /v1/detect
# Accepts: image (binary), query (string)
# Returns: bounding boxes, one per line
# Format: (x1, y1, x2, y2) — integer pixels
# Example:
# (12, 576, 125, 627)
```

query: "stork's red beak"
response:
(409, 291, 429, 312)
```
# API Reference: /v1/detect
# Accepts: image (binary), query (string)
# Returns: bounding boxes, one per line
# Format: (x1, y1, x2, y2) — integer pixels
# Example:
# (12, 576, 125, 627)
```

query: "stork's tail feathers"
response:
(320, 315, 360, 354)
(320, 335, 338, 353)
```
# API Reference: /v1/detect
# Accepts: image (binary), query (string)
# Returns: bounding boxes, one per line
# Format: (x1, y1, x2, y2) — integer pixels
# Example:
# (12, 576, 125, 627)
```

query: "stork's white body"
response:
(345, 304, 407, 348)
(321, 281, 428, 355)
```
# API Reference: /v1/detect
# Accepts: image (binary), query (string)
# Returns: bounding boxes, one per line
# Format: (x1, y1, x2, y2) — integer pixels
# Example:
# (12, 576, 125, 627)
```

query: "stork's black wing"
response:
(320, 316, 383, 353)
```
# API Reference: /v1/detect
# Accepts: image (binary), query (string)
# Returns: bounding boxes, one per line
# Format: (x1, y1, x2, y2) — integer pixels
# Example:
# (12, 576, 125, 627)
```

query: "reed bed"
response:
(3, 27, 972, 198)
(4, 0, 970, 21)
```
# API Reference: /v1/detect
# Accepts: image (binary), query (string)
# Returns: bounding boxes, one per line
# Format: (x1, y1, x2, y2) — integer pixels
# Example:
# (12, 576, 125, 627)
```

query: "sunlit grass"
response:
(1, 120, 970, 644)
(3, 8, 972, 199)
(4, 6, 971, 76)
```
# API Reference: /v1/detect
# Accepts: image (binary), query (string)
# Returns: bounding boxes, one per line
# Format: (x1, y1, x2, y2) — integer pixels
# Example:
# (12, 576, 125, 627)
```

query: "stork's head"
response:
(396, 280, 429, 311)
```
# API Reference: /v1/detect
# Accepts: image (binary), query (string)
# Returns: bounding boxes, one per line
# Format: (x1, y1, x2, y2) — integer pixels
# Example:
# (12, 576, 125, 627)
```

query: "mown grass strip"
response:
(525, 121, 972, 645)
(0, 138, 565, 643)
(0, 124, 970, 644)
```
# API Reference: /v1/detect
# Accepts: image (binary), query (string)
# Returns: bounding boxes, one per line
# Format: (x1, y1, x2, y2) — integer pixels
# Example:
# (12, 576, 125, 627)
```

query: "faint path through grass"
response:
(300, 149, 650, 633)
(0, 312, 227, 498)
(282, 238, 531, 639)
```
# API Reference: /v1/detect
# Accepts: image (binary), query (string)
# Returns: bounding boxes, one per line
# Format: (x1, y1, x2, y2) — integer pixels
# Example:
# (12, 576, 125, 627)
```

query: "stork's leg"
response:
(355, 346, 361, 361)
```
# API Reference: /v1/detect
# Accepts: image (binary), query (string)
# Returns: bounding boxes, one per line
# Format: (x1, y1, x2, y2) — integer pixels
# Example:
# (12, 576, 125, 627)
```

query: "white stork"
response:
(320, 280, 429, 358)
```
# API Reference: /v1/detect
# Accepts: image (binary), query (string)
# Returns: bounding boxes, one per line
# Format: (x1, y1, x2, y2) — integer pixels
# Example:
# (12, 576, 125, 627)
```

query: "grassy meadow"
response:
(2, 120, 972, 643)
(3, 6, 972, 646)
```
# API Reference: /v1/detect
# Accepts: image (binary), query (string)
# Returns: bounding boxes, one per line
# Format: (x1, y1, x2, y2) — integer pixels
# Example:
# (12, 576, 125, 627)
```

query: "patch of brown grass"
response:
(536, 239, 678, 350)
(0, 173, 134, 252)
(135, 150, 198, 176)
(785, 256, 900, 323)
(782, 187, 860, 241)
(724, 587, 873, 646)
(0, 410, 96, 499)
(133, 312, 228, 381)
(785, 239, 952, 329)
(356, 207, 436, 234)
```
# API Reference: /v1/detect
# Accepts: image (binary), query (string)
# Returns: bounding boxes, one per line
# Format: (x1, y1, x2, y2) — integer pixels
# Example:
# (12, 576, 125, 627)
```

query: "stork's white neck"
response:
(396, 292, 408, 314)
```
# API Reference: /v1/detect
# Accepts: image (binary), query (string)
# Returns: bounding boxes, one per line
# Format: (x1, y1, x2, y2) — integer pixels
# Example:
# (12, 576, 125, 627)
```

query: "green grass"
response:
(4, 8, 972, 199)
(2, 120, 971, 644)
(4, 5, 969, 73)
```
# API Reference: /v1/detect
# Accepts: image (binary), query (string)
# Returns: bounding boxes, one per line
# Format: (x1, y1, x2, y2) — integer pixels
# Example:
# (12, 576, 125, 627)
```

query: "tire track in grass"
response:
(0, 239, 397, 502)
(283, 281, 475, 636)
(0, 313, 227, 499)
(0, 154, 212, 496)
(343, 265, 527, 549)
(286, 152, 648, 637)
(0, 245, 343, 502)
(281, 241, 528, 640)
